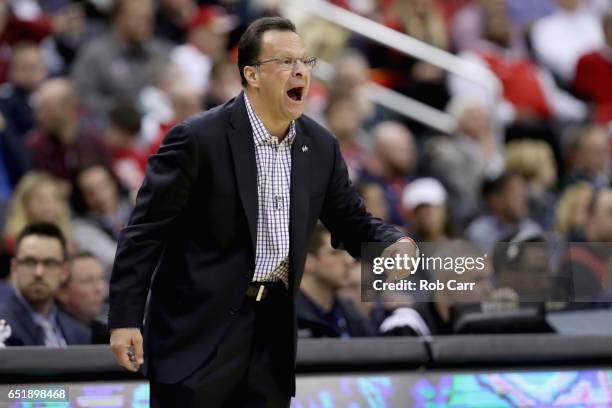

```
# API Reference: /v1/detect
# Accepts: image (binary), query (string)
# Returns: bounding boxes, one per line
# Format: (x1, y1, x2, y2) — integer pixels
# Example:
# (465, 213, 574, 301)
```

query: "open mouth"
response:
(286, 87, 304, 102)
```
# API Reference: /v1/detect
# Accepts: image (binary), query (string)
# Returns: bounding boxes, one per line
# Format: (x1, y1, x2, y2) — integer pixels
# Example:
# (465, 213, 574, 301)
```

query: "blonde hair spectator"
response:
(555, 182, 594, 236)
(506, 140, 557, 187)
(4, 172, 72, 253)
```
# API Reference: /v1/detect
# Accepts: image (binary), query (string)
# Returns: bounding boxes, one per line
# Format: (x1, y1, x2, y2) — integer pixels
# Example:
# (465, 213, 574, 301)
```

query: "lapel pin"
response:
(302, 145, 308, 153)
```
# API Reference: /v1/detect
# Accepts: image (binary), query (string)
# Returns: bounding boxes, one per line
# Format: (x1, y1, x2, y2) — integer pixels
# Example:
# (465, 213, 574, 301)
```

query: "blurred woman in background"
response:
(555, 182, 594, 241)
(3, 171, 72, 255)
(505, 139, 558, 230)
(70, 163, 132, 276)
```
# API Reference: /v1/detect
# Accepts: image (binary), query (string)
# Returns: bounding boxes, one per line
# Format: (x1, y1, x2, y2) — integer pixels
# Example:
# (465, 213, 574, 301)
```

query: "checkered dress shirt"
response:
(244, 94, 296, 287)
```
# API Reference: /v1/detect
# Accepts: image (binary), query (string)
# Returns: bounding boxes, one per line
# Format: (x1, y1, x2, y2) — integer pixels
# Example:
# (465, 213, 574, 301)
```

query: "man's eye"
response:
(282, 59, 293, 66)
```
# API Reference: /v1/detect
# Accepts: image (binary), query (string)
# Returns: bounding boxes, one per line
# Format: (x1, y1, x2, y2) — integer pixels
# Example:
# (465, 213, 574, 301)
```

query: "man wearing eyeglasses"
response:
(0, 223, 91, 346)
(109, 16, 418, 407)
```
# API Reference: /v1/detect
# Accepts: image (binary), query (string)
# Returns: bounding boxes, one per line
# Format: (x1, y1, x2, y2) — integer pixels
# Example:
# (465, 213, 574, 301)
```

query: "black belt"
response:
(245, 281, 285, 302)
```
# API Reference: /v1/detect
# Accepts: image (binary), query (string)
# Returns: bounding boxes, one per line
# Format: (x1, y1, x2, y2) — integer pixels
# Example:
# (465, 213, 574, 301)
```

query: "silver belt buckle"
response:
(256, 284, 265, 302)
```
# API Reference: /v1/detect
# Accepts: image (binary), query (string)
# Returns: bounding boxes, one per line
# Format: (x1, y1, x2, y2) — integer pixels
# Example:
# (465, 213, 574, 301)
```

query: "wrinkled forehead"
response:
(259, 30, 307, 58)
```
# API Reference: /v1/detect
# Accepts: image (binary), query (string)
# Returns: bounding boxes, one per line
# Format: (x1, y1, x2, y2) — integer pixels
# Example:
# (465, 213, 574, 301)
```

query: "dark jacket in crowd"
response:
(297, 291, 377, 338)
(0, 291, 90, 346)
(0, 83, 36, 138)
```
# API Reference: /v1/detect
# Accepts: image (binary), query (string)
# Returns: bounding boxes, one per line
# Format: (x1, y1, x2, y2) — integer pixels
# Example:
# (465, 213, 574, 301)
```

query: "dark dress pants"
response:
(150, 283, 293, 408)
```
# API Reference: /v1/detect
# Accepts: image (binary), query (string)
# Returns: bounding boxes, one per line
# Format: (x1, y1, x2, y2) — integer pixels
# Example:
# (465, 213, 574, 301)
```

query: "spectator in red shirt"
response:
(0, 2, 84, 82)
(105, 101, 147, 199)
(0, 2, 51, 83)
(450, 8, 586, 125)
(25, 78, 110, 180)
(574, 11, 612, 124)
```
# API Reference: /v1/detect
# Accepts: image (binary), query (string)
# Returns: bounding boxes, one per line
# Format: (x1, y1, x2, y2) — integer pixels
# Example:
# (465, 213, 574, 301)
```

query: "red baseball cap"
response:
(187, 5, 238, 34)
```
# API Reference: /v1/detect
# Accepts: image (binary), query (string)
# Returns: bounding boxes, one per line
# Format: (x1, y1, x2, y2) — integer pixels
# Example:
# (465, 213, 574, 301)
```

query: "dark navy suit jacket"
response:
(108, 92, 404, 392)
(0, 291, 91, 346)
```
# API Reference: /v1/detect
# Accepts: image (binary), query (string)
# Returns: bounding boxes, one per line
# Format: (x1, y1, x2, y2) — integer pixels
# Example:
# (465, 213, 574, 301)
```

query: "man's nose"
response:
(292, 61, 306, 76)
(34, 263, 45, 277)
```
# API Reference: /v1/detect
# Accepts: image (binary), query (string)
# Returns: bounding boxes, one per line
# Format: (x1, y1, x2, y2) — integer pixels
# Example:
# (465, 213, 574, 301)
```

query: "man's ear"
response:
(244, 66, 259, 88)
(9, 259, 17, 287)
(60, 265, 69, 286)
(9, 258, 16, 276)
(56, 287, 68, 304)
(304, 254, 317, 275)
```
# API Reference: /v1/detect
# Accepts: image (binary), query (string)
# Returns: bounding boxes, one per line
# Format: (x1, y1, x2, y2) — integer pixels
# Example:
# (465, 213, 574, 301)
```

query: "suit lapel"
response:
(227, 92, 258, 259)
(10, 293, 44, 345)
(289, 122, 311, 292)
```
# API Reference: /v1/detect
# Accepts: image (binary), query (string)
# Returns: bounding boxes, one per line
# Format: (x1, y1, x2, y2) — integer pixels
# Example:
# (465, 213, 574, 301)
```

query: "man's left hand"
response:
(380, 238, 420, 282)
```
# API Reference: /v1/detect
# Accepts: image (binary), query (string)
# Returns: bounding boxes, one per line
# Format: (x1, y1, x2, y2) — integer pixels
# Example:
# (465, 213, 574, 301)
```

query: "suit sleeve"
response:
(319, 139, 405, 258)
(108, 122, 199, 329)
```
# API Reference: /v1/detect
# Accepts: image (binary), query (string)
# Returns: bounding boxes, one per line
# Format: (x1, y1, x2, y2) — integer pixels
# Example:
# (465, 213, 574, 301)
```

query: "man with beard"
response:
(0, 222, 90, 346)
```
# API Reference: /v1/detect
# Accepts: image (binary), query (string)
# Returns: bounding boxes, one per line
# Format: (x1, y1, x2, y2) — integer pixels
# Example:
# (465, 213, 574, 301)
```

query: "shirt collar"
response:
(243, 93, 296, 147)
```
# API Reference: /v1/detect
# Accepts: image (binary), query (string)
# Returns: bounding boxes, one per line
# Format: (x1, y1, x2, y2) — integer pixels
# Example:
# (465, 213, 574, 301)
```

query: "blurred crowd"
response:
(0, 0, 612, 346)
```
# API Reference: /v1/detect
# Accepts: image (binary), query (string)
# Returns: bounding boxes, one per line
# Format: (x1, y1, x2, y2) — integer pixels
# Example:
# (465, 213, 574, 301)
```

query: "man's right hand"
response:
(110, 328, 144, 372)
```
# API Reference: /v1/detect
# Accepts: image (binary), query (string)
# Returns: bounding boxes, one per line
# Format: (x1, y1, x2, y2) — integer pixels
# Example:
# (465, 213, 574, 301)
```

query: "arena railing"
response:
(282, 0, 502, 134)
(2, 335, 612, 382)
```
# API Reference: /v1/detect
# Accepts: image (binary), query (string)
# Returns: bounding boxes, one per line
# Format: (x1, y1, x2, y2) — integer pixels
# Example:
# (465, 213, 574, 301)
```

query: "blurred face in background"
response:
(58, 256, 108, 324)
(27, 181, 65, 224)
(33, 80, 78, 139)
(588, 190, 612, 242)
(325, 97, 361, 141)
(114, 0, 153, 45)
(9, 45, 47, 92)
(77, 165, 119, 216)
(333, 55, 369, 93)
(458, 103, 491, 139)
(413, 203, 447, 240)
(374, 122, 417, 176)
(307, 232, 353, 291)
(490, 176, 529, 223)
(576, 127, 609, 178)
(11, 235, 67, 313)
